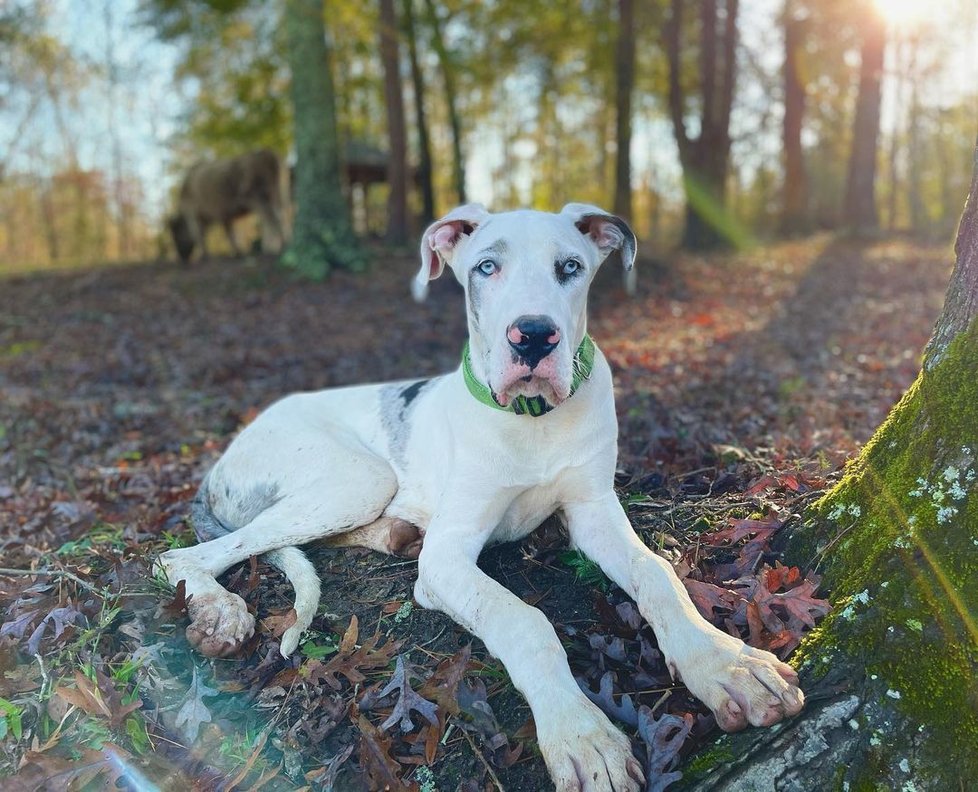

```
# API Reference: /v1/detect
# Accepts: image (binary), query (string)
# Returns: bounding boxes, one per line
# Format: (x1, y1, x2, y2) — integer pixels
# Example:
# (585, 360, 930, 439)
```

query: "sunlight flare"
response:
(874, 0, 928, 29)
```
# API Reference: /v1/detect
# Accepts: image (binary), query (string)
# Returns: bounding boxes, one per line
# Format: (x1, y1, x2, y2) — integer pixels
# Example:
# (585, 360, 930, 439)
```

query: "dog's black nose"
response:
(507, 316, 561, 369)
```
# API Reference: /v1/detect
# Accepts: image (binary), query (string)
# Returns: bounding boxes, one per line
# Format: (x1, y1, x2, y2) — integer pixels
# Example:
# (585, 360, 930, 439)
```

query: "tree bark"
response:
(924, 135, 978, 366)
(379, 0, 409, 244)
(38, 180, 59, 261)
(680, 135, 978, 792)
(885, 37, 909, 231)
(780, 0, 808, 235)
(665, 0, 740, 250)
(283, 0, 361, 277)
(403, 0, 434, 225)
(613, 0, 635, 222)
(906, 38, 925, 234)
(103, 0, 131, 260)
(843, 4, 885, 234)
(423, 0, 466, 205)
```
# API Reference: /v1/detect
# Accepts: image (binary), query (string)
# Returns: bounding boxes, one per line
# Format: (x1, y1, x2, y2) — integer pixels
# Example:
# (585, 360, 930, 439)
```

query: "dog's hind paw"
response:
(186, 591, 255, 658)
(388, 519, 423, 559)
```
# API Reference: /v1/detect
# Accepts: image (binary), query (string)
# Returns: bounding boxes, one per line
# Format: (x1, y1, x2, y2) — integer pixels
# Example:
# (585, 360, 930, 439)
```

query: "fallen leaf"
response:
(55, 671, 111, 719)
(367, 655, 439, 733)
(637, 706, 693, 792)
(356, 712, 417, 791)
(577, 671, 639, 727)
(174, 666, 219, 742)
(683, 580, 743, 622)
(305, 629, 402, 691)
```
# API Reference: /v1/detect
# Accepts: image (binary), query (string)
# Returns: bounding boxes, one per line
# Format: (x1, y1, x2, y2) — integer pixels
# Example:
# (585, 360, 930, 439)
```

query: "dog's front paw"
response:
(674, 630, 804, 732)
(186, 591, 255, 658)
(538, 699, 644, 792)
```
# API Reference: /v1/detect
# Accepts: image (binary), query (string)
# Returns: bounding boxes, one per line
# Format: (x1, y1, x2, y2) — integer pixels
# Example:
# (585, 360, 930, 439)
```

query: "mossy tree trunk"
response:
(283, 0, 362, 278)
(681, 137, 978, 791)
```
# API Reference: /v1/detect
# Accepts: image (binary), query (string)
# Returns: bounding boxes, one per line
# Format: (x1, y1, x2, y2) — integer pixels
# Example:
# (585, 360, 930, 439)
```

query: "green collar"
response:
(462, 334, 596, 417)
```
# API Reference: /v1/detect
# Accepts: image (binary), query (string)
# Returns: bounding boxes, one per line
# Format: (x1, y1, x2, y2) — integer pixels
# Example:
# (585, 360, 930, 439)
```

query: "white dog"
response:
(158, 203, 804, 791)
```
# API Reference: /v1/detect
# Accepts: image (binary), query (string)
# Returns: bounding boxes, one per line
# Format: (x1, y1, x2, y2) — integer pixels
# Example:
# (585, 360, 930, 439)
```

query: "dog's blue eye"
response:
(477, 259, 497, 276)
(561, 259, 581, 275)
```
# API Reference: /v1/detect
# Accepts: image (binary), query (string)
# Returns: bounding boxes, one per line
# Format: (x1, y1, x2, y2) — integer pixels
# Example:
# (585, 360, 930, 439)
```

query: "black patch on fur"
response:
(191, 476, 266, 541)
(206, 480, 282, 533)
(399, 379, 430, 407)
(381, 378, 437, 467)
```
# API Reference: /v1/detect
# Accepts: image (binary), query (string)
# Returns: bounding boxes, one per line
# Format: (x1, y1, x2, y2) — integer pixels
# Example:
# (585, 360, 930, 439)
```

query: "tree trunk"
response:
(885, 38, 909, 232)
(843, 4, 885, 234)
(38, 180, 59, 262)
(423, 0, 465, 205)
(283, 0, 361, 277)
(403, 0, 434, 225)
(780, 0, 808, 235)
(379, 0, 409, 244)
(613, 0, 635, 221)
(103, 0, 131, 260)
(665, 0, 740, 250)
(906, 39, 925, 234)
(680, 136, 978, 792)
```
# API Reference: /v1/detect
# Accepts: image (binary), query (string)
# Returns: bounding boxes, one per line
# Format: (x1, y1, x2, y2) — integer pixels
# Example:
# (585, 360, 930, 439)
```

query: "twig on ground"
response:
(0, 566, 101, 594)
(461, 727, 506, 792)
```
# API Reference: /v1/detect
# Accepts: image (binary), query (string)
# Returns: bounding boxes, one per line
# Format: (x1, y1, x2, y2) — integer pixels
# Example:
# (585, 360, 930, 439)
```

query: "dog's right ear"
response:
(413, 203, 489, 301)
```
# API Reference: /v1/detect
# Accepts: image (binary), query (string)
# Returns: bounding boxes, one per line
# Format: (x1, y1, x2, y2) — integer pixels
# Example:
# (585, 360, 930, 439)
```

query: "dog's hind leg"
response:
(159, 446, 397, 658)
(325, 517, 423, 558)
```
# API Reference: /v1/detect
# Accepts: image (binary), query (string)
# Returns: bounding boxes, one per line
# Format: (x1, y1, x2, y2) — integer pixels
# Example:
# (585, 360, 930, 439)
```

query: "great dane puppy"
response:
(158, 203, 803, 791)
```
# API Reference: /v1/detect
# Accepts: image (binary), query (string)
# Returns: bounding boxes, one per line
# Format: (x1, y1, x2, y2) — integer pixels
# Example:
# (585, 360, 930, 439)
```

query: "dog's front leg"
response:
(564, 493, 804, 732)
(416, 515, 644, 792)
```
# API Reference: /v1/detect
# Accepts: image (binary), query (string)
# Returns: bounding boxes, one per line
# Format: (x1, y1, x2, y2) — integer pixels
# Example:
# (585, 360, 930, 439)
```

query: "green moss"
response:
(834, 763, 889, 792)
(794, 319, 978, 780)
(682, 738, 735, 781)
(791, 621, 837, 680)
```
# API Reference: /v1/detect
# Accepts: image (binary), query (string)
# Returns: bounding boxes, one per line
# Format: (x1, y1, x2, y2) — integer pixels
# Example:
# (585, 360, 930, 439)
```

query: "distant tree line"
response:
(1, 0, 976, 271)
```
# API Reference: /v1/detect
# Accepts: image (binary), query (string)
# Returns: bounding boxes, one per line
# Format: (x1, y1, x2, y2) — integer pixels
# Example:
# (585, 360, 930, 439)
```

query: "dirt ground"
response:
(0, 236, 951, 790)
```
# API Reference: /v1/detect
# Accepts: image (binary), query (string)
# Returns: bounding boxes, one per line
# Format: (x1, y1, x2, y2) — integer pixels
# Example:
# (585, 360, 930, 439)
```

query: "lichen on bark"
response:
(680, 320, 978, 792)
(787, 318, 977, 787)
(680, 135, 978, 791)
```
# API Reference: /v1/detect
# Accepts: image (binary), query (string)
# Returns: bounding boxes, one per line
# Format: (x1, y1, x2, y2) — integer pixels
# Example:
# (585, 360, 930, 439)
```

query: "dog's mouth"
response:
(491, 367, 569, 408)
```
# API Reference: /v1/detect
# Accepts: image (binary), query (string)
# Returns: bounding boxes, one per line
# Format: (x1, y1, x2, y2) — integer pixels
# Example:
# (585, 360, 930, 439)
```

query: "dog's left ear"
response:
(560, 203, 637, 295)
(414, 203, 490, 301)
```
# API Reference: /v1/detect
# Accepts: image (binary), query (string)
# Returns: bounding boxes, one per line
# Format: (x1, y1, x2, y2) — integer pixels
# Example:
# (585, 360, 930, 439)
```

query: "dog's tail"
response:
(190, 482, 321, 657)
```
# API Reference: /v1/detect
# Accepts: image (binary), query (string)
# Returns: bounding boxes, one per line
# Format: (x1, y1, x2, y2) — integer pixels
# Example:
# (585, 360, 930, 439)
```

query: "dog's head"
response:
(168, 214, 195, 264)
(414, 203, 636, 410)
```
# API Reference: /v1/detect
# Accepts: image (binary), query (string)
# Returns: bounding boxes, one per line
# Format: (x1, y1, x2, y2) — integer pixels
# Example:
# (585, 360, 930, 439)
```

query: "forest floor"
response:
(0, 235, 952, 791)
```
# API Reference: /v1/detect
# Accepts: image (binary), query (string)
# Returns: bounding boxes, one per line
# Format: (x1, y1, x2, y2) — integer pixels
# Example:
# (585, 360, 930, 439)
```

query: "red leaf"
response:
(781, 473, 804, 492)
(701, 514, 782, 546)
(684, 580, 744, 622)
(751, 573, 831, 633)
(161, 579, 191, 616)
(764, 563, 802, 593)
(745, 475, 778, 496)
(774, 579, 831, 629)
